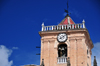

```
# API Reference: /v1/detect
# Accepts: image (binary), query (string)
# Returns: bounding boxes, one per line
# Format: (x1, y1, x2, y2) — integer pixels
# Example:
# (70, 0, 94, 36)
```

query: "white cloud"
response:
(0, 45, 13, 66)
(91, 42, 100, 66)
(12, 47, 19, 50)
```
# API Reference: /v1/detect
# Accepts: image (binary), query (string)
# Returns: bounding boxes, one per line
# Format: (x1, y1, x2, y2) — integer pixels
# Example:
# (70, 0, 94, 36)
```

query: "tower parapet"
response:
(41, 18, 86, 31)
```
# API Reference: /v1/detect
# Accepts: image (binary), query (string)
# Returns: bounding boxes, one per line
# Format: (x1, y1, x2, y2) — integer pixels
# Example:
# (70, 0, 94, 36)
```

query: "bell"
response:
(59, 47, 61, 50)
(62, 47, 64, 50)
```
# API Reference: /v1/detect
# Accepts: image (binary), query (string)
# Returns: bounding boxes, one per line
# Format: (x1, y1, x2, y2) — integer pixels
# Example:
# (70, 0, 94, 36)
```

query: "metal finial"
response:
(82, 19, 85, 23)
(94, 56, 96, 59)
(41, 59, 44, 66)
(93, 56, 97, 66)
(42, 22, 44, 26)
(65, 0, 70, 17)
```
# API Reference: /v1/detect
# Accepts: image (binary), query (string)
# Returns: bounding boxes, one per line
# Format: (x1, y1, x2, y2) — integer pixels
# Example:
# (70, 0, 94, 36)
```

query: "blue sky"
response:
(0, 0, 100, 66)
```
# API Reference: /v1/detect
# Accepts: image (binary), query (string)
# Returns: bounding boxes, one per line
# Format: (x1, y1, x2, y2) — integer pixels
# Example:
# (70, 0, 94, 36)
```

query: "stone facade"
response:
(39, 29, 93, 66)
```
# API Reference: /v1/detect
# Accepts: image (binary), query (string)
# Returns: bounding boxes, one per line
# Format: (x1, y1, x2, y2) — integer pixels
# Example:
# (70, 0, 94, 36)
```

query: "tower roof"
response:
(58, 0, 75, 25)
(58, 15, 75, 25)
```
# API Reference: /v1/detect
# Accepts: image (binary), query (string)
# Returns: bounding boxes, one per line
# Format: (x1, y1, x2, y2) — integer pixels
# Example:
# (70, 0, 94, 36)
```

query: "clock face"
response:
(57, 33, 67, 42)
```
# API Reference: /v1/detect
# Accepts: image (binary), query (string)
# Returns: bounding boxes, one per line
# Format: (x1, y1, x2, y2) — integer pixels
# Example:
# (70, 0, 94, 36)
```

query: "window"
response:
(58, 44, 67, 57)
(87, 50, 88, 55)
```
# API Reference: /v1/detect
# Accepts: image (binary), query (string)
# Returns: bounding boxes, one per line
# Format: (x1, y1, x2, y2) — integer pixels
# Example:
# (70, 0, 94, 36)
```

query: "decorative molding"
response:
(54, 39, 70, 49)
(65, 39, 70, 47)
(54, 41, 59, 49)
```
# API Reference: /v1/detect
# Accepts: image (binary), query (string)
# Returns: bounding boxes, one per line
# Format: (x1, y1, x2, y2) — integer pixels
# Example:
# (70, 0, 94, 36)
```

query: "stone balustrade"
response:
(57, 57, 67, 63)
(41, 22, 85, 31)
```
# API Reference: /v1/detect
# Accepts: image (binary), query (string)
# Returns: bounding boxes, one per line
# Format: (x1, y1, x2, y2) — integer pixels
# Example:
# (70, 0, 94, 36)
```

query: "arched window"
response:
(58, 44, 67, 57)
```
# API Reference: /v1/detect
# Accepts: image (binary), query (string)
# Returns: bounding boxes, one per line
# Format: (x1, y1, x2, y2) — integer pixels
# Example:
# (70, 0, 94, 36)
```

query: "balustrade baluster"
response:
(65, 58, 67, 62)
(65, 58, 66, 63)
(50, 27, 51, 30)
(63, 25, 65, 29)
(70, 25, 71, 29)
(61, 58, 63, 63)
(52, 26, 53, 30)
(64, 58, 65, 63)
(63, 58, 64, 63)
(60, 58, 61, 63)
(61, 58, 62, 63)
(75, 24, 76, 29)
(78, 24, 79, 28)
(64, 25, 66, 29)
(57, 26, 58, 30)
(67, 25, 68, 29)
(81, 24, 82, 28)
(43, 27, 44, 31)
(62, 25, 63, 30)
(72, 24, 74, 29)
(42, 27, 44, 31)
(59, 25, 61, 30)
(80, 24, 82, 28)
(67, 25, 69, 29)
(58, 26, 59, 30)
(54, 26, 56, 30)
(62, 58, 63, 63)
(45, 27, 46, 31)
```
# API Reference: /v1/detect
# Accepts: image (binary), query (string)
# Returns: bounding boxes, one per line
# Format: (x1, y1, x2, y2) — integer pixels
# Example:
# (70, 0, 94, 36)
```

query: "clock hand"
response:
(61, 35, 65, 39)
(60, 37, 62, 39)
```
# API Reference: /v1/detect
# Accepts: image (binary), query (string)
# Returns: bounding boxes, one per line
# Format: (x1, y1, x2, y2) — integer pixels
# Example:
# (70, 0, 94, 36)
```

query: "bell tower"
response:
(39, 16, 93, 66)
(39, 2, 93, 66)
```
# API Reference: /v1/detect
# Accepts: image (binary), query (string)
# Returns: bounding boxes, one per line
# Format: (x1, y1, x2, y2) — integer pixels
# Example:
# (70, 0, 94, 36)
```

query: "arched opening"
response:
(87, 50, 88, 55)
(58, 44, 67, 57)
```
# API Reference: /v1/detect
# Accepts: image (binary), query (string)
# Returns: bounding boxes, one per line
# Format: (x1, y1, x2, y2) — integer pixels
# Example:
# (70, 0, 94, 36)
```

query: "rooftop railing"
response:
(41, 19, 86, 31)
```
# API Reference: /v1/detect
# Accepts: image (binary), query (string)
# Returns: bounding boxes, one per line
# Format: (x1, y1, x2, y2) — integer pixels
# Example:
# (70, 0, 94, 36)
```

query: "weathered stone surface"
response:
(39, 29, 93, 66)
